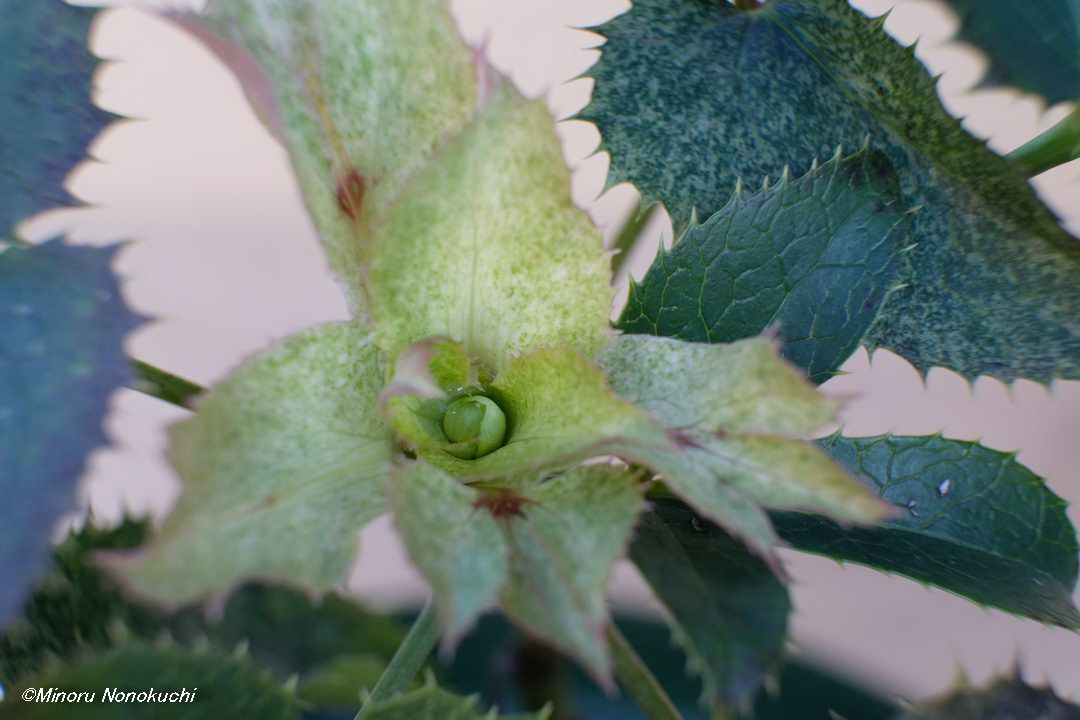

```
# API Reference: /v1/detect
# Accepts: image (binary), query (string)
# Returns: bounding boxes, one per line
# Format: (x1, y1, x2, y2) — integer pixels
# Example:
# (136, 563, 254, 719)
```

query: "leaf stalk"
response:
(354, 597, 440, 718)
(608, 624, 684, 720)
(1007, 105, 1080, 176)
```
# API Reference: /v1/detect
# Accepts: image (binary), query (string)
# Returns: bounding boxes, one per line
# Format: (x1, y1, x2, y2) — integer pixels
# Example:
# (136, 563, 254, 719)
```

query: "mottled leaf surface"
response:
(110, 324, 394, 604)
(901, 674, 1080, 720)
(776, 434, 1080, 627)
(362, 683, 549, 720)
(499, 467, 644, 686)
(392, 465, 642, 685)
(943, 0, 1080, 106)
(189, 0, 477, 305)
(2, 643, 301, 720)
(599, 335, 887, 525)
(617, 153, 908, 383)
(370, 84, 611, 371)
(631, 501, 790, 708)
(0, 241, 140, 625)
(391, 462, 508, 642)
(586, 0, 1080, 383)
(0, 0, 111, 237)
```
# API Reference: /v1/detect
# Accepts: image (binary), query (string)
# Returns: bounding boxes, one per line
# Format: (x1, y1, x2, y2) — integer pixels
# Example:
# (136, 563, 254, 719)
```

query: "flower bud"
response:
(442, 395, 507, 459)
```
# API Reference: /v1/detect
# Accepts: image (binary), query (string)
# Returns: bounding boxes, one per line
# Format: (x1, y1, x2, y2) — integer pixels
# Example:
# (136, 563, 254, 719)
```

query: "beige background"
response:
(22, 0, 1079, 704)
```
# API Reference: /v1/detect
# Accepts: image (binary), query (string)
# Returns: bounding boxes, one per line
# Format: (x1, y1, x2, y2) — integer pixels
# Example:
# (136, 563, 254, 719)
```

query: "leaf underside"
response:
(617, 151, 909, 383)
(943, 0, 1080, 106)
(0, 241, 141, 626)
(586, 0, 1080, 383)
(776, 434, 1080, 628)
(631, 501, 790, 709)
(0, 0, 111, 238)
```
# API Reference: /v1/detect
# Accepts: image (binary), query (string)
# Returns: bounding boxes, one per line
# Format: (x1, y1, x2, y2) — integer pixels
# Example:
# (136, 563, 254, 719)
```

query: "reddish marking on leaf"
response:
(475, 489, 528, 519)
(667, 428, 706, 450)
(336, 169, 366, 220)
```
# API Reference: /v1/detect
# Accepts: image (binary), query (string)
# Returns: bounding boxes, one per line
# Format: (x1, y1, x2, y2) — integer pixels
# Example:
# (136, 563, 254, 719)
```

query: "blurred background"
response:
(21, 0, 1080, 706)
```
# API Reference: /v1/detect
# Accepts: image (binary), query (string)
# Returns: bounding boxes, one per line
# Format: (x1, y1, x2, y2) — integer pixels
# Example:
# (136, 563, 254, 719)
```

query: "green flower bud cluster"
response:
(442, 395, 507, 459)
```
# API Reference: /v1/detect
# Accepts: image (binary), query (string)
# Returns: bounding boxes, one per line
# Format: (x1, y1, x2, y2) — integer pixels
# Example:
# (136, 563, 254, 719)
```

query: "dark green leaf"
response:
(586, 0, 1080, 383)
(630, 501, 790, 708)
(361, 683, 549, 720)
(0, 240, 141, 625)
(186, 583, 404, 683)
(618, 151, 908, 382)
(0, 0, 111, 237)
(901, 673, 1080, 720)
(1, 520, 404, 701)
(774, 434, 1080, 627)
(1, 643, 301, 720)
(943, 0, 1080, 106)
(0, 520, 165, 687)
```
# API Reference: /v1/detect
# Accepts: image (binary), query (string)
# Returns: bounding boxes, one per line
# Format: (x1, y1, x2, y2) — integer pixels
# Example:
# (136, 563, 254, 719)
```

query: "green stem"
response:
(130, 359, 205, 409)
(355, 598, 440, 718)
(608, 624, 683, 720)
(610, 202, 658, 279)
(1007, 105, 1080, 176)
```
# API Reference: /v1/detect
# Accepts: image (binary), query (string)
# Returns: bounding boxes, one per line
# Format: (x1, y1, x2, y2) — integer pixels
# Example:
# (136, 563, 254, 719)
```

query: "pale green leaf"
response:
(109, 323, 394, 604)
(499, 466, 645, 686)
(598, 335, 835, 436)
(391, 462, 508, 643)
(369, 83, 612, 372)
(184, 0, 478, 306)
(599, 335, 887, 525)
(585, 0, 1080, 383)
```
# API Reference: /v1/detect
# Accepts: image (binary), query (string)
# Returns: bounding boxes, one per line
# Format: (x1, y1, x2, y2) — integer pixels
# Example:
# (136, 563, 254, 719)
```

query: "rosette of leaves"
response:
(101, 0, 894, 697)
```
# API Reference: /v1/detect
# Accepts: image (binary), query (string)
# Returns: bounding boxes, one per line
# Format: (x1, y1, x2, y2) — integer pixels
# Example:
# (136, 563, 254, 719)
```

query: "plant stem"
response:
(130, 359, 205, 409)
(1007, 105, 1080, 176)
(733, 0, 760, 10)
(610, 201, 658, 279)
(608, 624, 683, 720)
(355, 598, 440, 718)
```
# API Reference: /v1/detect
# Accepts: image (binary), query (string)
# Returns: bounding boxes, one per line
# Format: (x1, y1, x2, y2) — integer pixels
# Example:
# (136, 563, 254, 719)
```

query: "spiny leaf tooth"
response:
(761, 174, 771, 191)
(283, 673, 299, 694)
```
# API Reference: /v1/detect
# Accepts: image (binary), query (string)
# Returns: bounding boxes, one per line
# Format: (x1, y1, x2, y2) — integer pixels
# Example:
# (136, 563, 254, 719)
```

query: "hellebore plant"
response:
(3, 0, 1080, 717)
(108, 1, 887, 689)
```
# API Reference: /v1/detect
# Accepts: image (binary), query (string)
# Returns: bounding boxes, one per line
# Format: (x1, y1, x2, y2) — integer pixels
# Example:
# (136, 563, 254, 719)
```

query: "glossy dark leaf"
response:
(943, 0, 1080, 106)
(618, 151, 908, 383)
(775, 434, 1080, 628)
(586, 0, 1080, 383)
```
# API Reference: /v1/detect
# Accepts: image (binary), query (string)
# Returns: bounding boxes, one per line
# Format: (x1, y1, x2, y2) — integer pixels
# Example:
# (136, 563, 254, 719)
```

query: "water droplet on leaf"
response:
(905, 498, 919, 517)
(937, 478, 952, 497)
